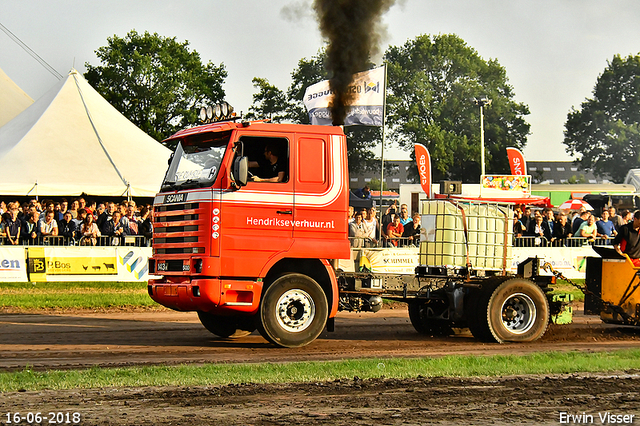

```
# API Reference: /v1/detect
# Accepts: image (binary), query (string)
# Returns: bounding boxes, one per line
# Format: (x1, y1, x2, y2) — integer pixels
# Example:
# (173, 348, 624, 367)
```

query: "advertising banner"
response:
(511, 246, 597, 279)
(0, 246, 28, 282)
(26, 246, 152, 282)
(414, 143, 432, 198)
(303, 66, 385, 126)
(361, 247, 419, 274)
(506, 147, 527, 175)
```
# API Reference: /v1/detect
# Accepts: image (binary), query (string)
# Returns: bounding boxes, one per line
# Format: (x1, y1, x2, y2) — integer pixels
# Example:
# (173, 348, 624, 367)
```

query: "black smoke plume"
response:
(313, 0, 395, 125)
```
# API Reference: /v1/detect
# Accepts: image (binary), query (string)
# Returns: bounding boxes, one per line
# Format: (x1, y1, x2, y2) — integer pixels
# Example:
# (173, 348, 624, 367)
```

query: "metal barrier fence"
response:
(0, 235, 150, 247)
(349, 236, 419, 248)
(513, 236, 613, 248)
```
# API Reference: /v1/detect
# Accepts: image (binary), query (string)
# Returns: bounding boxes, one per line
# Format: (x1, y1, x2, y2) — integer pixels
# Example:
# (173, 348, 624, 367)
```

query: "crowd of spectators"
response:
(0, 197, 153, 246)
(348, 202, 421, 248)
(513, 204, 629, 247)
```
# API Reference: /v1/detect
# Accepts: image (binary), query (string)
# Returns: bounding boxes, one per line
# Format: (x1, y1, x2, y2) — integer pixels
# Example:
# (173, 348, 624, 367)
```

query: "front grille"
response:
(153, 201, 206, 264)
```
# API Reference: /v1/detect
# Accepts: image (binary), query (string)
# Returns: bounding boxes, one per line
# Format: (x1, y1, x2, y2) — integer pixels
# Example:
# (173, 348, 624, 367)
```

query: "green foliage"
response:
(564, 54, 640, 183)
(245, 77, 289, 122)
(84, 30, 227, 143)
(384, 34, 530, 182)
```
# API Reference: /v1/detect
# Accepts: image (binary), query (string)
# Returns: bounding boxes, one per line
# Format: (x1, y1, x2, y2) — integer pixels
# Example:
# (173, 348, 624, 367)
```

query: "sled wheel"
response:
(258, 273, 328, 348)
(408, 301, 454, 336)
(484, 278, 550, 343)
(197, 311, 255, 338)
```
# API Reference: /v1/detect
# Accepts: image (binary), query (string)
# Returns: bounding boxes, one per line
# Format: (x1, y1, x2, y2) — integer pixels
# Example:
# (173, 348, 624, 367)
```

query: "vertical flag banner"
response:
(506, 147, 527, 175)
(414, 143, 432, 198)
(303, 66, 385, 126)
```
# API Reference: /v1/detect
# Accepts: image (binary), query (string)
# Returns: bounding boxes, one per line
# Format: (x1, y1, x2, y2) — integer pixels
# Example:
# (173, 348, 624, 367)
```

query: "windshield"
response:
(161, 130, 231, 191)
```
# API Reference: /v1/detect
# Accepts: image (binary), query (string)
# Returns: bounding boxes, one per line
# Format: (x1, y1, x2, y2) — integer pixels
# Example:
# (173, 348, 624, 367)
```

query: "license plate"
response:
(157, 262, 168, 272)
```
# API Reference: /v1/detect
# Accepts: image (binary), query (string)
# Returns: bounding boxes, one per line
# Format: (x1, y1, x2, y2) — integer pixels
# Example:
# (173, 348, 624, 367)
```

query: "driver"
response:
(248, 143, 287, 182)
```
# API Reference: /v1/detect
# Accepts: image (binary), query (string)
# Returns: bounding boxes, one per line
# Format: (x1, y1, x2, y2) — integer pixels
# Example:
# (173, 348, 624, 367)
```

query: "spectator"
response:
(521, 206, 534, 231)
(0, 201, 5, 215)
(620, 209, 632, 225)
(353, 185, 371, 199)
(513, 209, 526, 237)
(363, 207, 378, 245)
(59, 199, 68, 216)
(572, 210, 590, 235)
(386, 215, 404, 247)
(596, 210, 617, 239)
(79, 213, 101, 246)
(551, 212, 572, 245)
(526, 214, 548, 246)
(347, 206, 354, 223)
(39, 211, 59, 237)
(138, 206, 153, 245)
(73, 208, 88, 230)
(608, 206, 624, 231)
(21, 211, 40, 244)
(399, 204, 411, 226)
(53, 201, 63, 222)
(541, 208, 555, 241)
(613, 210, 640, 266)
(124, 202, 139, 235)
(103, 210, 128, 243)
(2, 204, 21, 245)
(96, 203, 106, 218)
(576, 215, 597, 241)
(68, 199, 79, 219)
(39, 200, 55, 221)
(402, 213, 421, 246)
(97, 202, 116, 234)
(0, 212, 8, 240)
(58, 211, 77, 242)
(349, 211, 368, 248)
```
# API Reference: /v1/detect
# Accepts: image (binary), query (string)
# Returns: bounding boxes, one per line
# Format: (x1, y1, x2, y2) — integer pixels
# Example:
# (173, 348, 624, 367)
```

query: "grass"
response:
(1, 349, 639, 392)
(552, 279, 586, 302)
(0, 281, 156, 310)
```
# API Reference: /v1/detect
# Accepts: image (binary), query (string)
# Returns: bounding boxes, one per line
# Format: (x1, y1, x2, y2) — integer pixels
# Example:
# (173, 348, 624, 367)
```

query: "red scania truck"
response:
(149, 119, 558, 347)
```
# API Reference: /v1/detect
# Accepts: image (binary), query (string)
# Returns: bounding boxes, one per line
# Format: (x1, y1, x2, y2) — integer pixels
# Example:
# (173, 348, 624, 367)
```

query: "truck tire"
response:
(258, 273, 328, 348)
(197, 311, 255, 338)
(471, 278, 549, 343)
(408, 301, 454, 336)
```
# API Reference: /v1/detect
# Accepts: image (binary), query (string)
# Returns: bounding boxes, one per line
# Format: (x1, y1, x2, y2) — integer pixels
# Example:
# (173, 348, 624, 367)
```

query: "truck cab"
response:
(149, 121, 350, 347)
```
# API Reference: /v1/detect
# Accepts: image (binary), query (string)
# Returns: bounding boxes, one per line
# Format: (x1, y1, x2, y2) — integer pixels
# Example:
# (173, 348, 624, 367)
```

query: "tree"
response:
(384, 34, 530, 182)
(564, 54, 640, 183)
(85, 30, 227, 143)
(245, 77, 289, 122)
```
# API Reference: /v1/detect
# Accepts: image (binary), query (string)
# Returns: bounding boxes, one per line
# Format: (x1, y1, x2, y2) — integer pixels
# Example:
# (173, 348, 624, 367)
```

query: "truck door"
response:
(220, 134, 294, 277)
(293, 133, 348, 253)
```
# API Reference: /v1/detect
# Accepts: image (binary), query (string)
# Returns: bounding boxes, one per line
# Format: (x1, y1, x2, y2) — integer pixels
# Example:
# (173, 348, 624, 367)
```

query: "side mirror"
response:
(232, 156, 248, 187)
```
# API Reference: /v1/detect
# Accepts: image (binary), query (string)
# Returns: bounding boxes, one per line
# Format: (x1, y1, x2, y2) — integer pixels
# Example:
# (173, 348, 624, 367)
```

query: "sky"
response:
(1, 0, 640, 162)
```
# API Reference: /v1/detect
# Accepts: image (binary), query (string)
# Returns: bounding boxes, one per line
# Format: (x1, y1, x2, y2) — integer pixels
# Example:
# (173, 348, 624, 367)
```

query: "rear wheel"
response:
(258, 273, 328, 348)
(197, 312, 255, 338)
(408, 301, 454, 336)
(469, 278, 549, 343)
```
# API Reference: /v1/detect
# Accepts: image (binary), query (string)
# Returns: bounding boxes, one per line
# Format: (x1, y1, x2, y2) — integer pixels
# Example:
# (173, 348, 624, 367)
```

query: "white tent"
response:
(0, 66, 34, 128)
(0, 69, 171, 197)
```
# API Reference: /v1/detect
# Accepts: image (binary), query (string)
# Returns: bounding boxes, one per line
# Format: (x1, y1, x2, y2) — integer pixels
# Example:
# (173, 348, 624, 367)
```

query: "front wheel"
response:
(197, 311, 256, 338)
(477, 278, 549, 343)
(258, 273, 328, 348)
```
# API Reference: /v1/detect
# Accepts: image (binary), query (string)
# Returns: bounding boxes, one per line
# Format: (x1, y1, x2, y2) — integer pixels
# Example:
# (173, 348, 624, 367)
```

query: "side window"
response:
(241, 136, 289, 183)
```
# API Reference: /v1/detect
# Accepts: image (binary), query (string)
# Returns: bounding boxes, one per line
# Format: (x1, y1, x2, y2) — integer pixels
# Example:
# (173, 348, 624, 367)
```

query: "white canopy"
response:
(0, 66, 34, 128)
(0, 69, 171, 197)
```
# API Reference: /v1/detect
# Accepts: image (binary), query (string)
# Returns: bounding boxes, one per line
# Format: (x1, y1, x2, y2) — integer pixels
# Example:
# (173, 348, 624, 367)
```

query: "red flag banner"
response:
(506, 147, 527, 175)
(414, 143, 432, 198)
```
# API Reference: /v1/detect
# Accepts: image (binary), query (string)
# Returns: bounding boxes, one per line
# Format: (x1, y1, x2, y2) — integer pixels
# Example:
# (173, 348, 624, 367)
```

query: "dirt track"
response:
(1, 305, 640, 371)
(1, 306, 640, 425)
